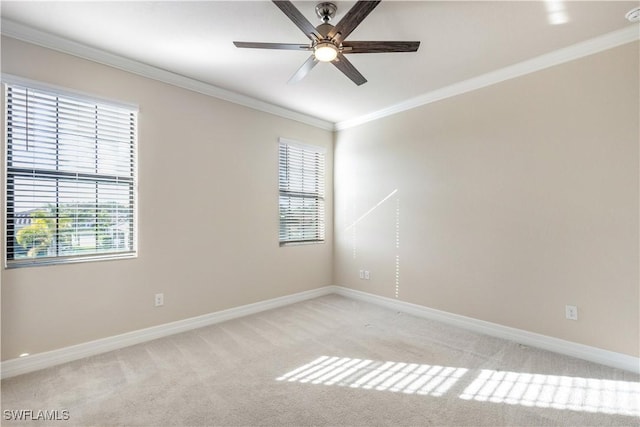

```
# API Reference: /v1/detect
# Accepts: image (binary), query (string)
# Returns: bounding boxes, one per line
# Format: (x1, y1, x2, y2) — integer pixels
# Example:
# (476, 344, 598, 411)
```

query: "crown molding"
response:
(0, 19, 334, 131)
(1, 18, 638, 133)
(335, 25, 640, 130)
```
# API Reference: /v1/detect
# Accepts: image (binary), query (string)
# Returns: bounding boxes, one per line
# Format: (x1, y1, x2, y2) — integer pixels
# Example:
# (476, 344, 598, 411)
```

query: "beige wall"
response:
(2, 35, 638, 362)
(0, 37, 333, 360)
(334, 42, 639, 357)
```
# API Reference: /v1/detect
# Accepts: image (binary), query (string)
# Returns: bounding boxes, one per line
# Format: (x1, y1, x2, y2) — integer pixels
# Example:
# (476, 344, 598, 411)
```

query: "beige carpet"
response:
(1, 294, 639, 426)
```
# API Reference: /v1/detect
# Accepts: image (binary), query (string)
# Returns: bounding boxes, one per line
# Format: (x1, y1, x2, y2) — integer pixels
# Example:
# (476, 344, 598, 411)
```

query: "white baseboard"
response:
(0, 286, 335, 379)
(2, 285, 637, 379)
(332, 286, 640, 375)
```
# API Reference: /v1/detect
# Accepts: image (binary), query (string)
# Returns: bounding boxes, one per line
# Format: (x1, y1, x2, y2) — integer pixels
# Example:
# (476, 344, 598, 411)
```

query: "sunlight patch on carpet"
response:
(276, 356, 468, 397)
(459, 369, 640, 417)
(277, 356, 640, 417)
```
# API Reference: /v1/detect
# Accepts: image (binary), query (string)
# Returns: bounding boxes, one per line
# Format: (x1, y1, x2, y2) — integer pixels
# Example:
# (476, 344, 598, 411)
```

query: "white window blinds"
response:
(5, 82, 137, 266)
(278, 140, 325, 244)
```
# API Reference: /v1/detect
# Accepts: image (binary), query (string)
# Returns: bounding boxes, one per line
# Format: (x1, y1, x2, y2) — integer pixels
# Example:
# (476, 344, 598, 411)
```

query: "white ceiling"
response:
(1, 1, 638, 127)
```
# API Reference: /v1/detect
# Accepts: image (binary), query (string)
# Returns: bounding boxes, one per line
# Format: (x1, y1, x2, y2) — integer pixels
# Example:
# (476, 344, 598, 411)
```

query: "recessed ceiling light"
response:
(626, 7, 640, 23)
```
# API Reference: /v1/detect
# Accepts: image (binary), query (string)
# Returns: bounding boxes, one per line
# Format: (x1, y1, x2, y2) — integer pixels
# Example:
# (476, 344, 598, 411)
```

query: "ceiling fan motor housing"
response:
(315, 23, 335, 39)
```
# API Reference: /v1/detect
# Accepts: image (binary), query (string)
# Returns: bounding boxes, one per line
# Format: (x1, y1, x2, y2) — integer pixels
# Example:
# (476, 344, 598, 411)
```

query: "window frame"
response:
(3, 74, 139, 268)
(278, 137, 326, 246)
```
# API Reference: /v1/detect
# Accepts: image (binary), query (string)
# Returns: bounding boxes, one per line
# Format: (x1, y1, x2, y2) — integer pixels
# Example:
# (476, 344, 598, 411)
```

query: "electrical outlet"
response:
(364, 270, 370, 280)
(565, 304, 577, 320)
(155, 293, 164, 307)
(359, 270, 365, 279)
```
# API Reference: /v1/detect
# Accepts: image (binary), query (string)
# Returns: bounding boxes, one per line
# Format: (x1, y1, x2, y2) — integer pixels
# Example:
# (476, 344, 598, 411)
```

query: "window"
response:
(278, 139, 325, 245)
(4, 79, 137, 267)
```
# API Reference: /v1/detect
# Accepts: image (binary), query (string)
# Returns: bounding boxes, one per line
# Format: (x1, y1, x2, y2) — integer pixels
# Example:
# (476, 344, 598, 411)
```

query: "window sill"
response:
(279, 241, 325, 247)
(5, 252, 137, 269)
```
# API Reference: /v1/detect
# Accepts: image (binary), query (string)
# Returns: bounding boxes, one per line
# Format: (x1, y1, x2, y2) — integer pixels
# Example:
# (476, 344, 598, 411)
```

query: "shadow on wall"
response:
(344, 189, 401, 299)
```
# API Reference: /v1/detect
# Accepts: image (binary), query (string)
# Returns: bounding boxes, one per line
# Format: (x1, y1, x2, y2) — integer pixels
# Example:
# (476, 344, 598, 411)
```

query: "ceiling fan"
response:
(233, 0, 420, 86)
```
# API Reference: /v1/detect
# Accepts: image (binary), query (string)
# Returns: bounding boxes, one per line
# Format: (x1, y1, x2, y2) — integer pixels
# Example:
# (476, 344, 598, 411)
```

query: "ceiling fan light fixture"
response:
(233, 1, 419, 85)
(314, 42, 338, 62)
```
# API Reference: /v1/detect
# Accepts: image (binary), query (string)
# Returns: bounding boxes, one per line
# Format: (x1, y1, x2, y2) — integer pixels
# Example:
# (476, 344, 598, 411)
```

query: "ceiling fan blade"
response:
(328, 0, 381, 41)
(342, 41, 420, 54)
(272, 1, 319, 41)
(289, 55, 319, 84)
(332, 53, 367, 86)
(233, 42, 311, 51)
